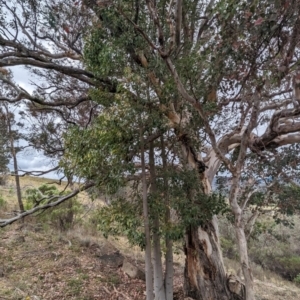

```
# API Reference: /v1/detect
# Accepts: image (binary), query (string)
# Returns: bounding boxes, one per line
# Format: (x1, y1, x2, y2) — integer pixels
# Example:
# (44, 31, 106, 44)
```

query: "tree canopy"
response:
(1, 1, 300, 299)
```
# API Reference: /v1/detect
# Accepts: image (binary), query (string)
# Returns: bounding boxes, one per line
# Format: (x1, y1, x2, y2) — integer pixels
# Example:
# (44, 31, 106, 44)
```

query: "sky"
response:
(7, 67, 62, 180)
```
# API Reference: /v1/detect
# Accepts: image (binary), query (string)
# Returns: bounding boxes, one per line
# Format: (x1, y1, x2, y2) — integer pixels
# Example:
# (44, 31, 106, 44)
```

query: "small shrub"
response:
(294, 274, 300, 285)
(220, 237, 238, 259)
(24, 184, 82, 231)
(277, 256, 300, 280)
(0, 194, 6, 208)
(0, 175, 7, 185)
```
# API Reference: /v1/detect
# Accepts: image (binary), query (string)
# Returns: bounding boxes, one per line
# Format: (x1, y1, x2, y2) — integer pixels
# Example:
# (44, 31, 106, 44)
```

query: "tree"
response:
(0, 0, 99, 217)
(80, 1, 300, 299)
(1, 1, 300, 300)
(0, 110, 10, 183)
(0, 103, 25, 212)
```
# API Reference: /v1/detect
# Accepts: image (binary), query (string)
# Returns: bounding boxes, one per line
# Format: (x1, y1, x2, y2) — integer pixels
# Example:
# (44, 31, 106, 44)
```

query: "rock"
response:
(122, 259, 145, 281)
(97, 251, 124, 268)
(227, 273, 245, 298)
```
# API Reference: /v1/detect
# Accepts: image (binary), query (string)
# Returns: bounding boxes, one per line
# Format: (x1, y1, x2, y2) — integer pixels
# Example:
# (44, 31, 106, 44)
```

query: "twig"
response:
(113, 286, 132, 300)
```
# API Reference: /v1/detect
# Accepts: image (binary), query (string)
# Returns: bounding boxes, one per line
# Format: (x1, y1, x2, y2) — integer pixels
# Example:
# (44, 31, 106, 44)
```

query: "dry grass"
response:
(0, 224, 147, 300)
(0, 175, 92, 210)
(1, 222, 300, 300)
(224, 257, 300, 300)
(1, 176, 300, 299)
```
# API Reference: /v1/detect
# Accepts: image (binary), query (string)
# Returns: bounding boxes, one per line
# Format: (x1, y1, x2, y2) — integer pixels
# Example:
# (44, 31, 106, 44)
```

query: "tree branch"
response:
(0, 182, 94, 227)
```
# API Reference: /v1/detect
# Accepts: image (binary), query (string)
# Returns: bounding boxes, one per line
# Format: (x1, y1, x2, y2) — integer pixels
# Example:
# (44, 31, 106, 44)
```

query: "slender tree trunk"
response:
(5, 106, 24, 213)
(140, 128, 154, 300)
(152, 218, 166, 300)
(149, 140, 166, 300)
(235, 222, 255, 300)
(245, 210, 260, 240)
(165, 223, 174, 300)
(161, 136, 173, 300)
(11, 145, 23, 212)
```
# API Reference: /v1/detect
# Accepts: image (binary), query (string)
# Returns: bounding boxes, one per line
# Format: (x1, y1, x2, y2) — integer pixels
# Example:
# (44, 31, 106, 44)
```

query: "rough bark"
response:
(184, 218, 240, 300)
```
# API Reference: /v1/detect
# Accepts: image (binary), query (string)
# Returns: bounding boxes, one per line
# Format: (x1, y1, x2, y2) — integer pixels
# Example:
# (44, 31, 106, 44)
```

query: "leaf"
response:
(254, 17, 264, 26)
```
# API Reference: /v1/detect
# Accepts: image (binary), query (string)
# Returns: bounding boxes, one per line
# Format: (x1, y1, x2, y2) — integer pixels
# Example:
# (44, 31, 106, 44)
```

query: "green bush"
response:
(294, 274, 300, 285)
(277, 256, 300, 280)
(0, 175, 7, 185)
(220, 237, 238, 259)
(250, 250, 300, 281)
(0, 194, 6, 208)
(24, 184, 82, 231)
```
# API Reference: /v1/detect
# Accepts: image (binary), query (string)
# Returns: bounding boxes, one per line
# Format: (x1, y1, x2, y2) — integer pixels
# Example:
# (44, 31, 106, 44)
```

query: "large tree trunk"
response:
(178, 142, 240, 299)
(184, 218, 239, 300)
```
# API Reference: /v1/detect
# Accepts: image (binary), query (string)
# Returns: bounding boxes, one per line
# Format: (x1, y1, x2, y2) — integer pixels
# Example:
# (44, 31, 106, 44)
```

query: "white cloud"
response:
(10, 66, 35, 93)
(5, 67, 61, 180)
(8, 152, 61, 180)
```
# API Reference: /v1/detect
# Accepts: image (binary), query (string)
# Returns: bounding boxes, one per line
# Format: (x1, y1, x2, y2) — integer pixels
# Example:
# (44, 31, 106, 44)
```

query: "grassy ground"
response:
(0, 224, 148, 300)
(1, 176, 300, 300)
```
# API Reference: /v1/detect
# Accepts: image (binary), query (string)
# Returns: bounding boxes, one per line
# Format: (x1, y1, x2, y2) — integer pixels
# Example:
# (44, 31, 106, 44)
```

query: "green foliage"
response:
(24, 184, 82, 231)
(220, 237, 238, 259)
(25, 184, 58, 209)
(92, 198, 144, 248)
(65, 0, 284, 261)
(165, 169, 227, 228)
(62, 107, 137, 193)
(89, 168, 227, 249)
(0, 194, 6, 209)
(245, 214, 300, 281)
(276, 184, 300, 216)
(67, 277, 83, 296)
(250, 220, 276, 241)
(294, 274, 300, 285)
(84, 24, 127, 78)
(278, 256, 300, 279)
(249, 191, 266, 206)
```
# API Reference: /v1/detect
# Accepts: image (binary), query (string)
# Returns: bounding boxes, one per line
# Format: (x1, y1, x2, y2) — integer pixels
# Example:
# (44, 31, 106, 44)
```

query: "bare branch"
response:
(164, 56, 235, 173)
(175, 0, 182, 46)
(18, 166, 60, 177)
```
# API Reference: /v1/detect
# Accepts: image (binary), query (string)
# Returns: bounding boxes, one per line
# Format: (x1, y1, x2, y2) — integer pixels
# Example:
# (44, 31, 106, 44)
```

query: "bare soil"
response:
(1, 224, 300, 300)
(1, 176, 300, 300)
